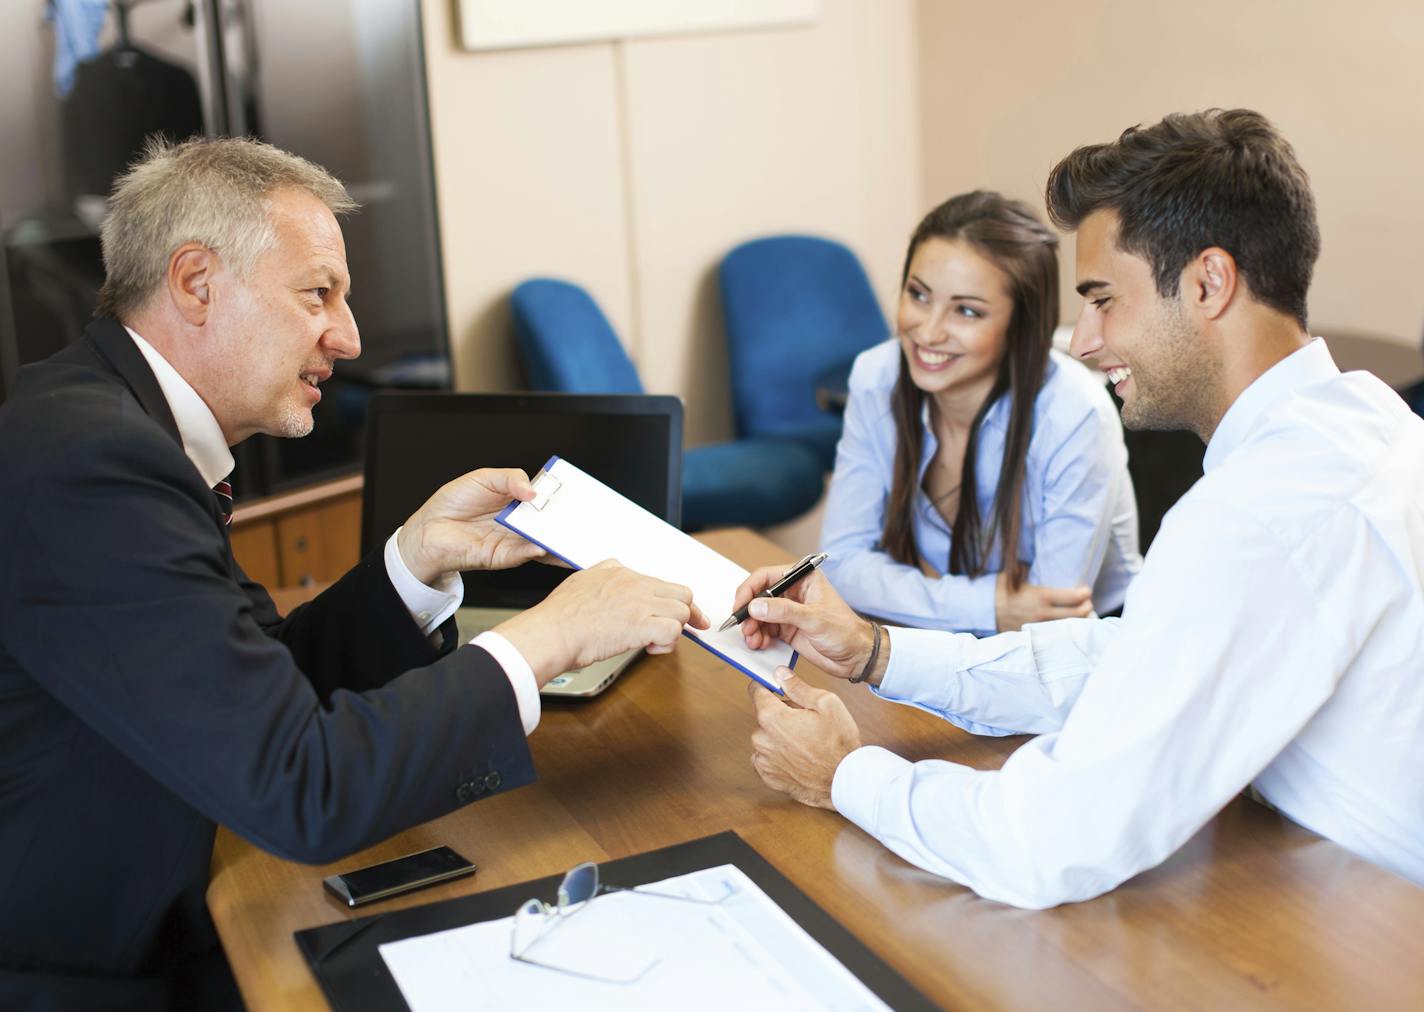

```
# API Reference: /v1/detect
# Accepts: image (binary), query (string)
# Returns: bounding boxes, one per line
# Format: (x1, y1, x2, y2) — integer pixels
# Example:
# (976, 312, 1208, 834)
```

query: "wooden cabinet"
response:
(229, 474, 363, 589)
(228, 520, 282, 588)
(274, 495, 362, 587)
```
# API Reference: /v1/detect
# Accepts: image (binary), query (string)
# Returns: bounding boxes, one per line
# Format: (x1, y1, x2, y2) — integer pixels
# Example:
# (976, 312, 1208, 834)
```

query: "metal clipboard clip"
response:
(528, 466, 563, 511)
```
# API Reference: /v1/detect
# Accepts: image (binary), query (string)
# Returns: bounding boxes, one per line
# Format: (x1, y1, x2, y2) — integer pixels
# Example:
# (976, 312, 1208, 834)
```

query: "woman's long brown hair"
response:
(881, 191, 1059, 588)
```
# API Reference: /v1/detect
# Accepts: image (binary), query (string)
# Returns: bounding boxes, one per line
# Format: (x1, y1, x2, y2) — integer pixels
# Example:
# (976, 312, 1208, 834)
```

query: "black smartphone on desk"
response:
(323, 846, 476, 907)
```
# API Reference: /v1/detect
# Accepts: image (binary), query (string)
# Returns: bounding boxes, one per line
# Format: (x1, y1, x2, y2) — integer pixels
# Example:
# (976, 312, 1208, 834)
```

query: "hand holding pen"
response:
(729, 555, 885, 684)
(719, 553, 829, 632)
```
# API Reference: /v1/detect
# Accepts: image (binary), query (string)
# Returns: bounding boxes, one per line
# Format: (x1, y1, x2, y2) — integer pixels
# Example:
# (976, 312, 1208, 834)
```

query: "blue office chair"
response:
(718, 235, 888, 469)
(510, 279, 644, 395)
(510, 278, 824, 531)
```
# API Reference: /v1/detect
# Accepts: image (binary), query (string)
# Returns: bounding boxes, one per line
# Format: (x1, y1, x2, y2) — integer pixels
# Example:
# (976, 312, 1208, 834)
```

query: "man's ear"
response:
(1183, 246, 1238, 322)
(167, 242, 217, 326)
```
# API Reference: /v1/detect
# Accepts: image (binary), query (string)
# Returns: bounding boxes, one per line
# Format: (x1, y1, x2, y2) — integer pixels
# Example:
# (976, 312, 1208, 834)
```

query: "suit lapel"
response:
(85, 318, 235, 543)
(85, 317, 184, 450)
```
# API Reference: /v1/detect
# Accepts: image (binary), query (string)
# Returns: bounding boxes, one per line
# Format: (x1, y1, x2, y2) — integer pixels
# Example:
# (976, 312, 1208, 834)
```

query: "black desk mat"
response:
(295, 829, 936, 1011)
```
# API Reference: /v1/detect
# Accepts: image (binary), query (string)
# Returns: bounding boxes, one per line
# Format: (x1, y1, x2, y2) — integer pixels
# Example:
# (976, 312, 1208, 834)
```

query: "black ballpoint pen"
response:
(717, 552, 829, 632)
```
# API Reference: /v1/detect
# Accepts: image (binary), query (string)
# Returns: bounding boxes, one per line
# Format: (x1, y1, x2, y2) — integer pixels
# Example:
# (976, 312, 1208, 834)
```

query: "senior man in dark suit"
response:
(0, 136, 706, 1010)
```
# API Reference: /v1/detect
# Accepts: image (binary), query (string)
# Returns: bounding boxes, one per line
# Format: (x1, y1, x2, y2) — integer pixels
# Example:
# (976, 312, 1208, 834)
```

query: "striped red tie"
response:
(214, 479, 233, 526)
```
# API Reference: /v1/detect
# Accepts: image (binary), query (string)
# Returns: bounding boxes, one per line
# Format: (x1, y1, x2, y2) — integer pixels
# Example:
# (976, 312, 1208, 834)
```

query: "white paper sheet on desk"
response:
(378, 864, 892, 1012)
(496, 456, 796, 693)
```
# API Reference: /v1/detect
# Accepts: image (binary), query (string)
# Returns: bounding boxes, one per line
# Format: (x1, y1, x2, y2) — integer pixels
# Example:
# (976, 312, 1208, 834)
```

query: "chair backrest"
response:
(718, 235, 886, 441)
(1315, 328, 1424, 390)
(510, 278, 644, 394)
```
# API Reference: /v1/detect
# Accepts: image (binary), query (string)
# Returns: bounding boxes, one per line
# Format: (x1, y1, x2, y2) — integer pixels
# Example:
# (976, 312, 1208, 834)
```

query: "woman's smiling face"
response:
(896, 236, 1014, 404)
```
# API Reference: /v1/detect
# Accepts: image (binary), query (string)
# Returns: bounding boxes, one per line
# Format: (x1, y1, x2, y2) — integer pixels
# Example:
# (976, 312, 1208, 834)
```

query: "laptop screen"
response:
(362, 392, 683, 610)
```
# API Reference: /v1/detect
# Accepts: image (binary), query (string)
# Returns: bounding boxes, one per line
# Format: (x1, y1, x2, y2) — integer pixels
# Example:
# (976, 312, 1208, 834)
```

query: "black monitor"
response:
(361, 392, 682, 609)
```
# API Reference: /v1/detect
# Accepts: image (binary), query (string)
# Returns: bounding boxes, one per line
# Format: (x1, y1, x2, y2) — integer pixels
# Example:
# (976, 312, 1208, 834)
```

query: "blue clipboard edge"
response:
(493, 454, 564, 527)
(494, 455, 794, 695)
(682, 632, 797, 696)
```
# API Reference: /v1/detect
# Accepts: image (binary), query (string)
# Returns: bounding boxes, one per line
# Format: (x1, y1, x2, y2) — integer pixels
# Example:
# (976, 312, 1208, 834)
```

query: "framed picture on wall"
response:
(458, 0, 818, 52)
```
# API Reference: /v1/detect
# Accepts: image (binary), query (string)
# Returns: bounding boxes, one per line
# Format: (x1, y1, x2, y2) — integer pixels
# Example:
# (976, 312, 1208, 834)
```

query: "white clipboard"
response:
(496, 457, 796, 693)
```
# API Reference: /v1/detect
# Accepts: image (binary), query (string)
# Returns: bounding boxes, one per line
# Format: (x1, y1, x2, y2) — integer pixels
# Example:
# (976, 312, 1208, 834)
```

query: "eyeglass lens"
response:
(511, 899, 547, 957)
(557, 862, 599, 909)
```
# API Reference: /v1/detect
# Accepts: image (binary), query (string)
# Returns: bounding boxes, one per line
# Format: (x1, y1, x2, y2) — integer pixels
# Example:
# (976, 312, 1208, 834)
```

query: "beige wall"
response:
(917, 0, 1424, 349)
(421, 0, 921, 445)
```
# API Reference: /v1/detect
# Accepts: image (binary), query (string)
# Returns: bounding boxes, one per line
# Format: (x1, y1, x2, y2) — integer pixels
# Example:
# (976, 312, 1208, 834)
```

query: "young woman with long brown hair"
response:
(820, 191, 1140, 634)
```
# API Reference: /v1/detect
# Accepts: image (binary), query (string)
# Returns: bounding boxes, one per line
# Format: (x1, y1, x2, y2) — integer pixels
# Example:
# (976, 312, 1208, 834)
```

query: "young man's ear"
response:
(1183, 246, 1238, 322)
(167, 243, 217, 326)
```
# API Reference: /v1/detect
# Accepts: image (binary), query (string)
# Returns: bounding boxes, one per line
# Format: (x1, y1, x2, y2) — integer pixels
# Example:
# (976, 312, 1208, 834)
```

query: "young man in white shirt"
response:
(734, 108, 1424, 907)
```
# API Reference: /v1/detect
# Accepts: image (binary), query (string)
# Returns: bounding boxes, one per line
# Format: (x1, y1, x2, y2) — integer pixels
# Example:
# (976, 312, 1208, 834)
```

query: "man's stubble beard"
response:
(274, 405, 315, 439)
(1120, 300, 1221, 441)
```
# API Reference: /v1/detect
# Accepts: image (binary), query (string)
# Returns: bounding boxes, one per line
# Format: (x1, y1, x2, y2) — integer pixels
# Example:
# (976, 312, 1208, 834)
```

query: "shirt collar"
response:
(1203, 338, 1338, 472)
(124, 326, 236, 488)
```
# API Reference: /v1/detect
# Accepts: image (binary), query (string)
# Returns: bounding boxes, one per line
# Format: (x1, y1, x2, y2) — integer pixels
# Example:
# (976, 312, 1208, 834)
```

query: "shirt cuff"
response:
(471, 630, 541, 736)
(874, 625, 1038, 736)
(964, 572, 998, 637)
(384, 528, 463, 636)
(831, 745, 912, 833)
(876, 625, 966, 704)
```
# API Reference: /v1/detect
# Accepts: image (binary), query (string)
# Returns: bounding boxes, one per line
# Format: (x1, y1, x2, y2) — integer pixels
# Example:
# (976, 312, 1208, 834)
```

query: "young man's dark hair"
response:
(1045, 108, 1321, 328)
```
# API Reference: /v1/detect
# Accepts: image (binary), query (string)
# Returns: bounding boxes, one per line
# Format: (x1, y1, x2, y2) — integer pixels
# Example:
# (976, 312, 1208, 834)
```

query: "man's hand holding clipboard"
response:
(498, 457, 799, 694)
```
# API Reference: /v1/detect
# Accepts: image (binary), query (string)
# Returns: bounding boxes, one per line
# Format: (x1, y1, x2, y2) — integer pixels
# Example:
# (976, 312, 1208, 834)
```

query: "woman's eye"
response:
(956, 305, 982, 319)
(1091, 297, 1110, 310)
(906, 285, 928, 303)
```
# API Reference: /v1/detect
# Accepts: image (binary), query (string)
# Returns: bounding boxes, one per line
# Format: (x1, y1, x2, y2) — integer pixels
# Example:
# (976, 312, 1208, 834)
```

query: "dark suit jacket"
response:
(0, 319, 536, 1009)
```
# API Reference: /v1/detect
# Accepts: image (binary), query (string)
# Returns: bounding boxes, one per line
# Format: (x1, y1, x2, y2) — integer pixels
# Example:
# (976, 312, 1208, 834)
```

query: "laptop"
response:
(361, 392, 683, 697)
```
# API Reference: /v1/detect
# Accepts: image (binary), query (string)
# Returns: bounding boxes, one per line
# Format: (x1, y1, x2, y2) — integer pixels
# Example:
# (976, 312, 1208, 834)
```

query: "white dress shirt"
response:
(821, 340, 1141, 635)
(126, 328, 541, 734)
(832, 339, 1424, 906)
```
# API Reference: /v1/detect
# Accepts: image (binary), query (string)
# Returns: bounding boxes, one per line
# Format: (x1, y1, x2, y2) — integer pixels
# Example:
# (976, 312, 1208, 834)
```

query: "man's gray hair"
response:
(96, 135, 357, 320)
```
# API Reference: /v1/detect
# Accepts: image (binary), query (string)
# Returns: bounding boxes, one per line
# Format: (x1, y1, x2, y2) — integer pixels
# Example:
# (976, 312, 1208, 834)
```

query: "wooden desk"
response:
(208, 529, 1424, 1010)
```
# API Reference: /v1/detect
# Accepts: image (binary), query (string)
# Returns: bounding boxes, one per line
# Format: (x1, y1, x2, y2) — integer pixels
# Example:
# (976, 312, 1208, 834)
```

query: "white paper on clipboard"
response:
(496, 456, 796, 693)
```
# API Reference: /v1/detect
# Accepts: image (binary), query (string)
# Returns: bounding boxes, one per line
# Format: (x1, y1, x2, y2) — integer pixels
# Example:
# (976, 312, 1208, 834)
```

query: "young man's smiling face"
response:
(1068, 210, 1221, 437)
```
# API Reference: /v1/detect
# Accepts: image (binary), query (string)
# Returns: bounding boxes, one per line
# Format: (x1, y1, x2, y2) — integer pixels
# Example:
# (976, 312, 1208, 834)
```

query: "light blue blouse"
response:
(820, 340, 1141, 635)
